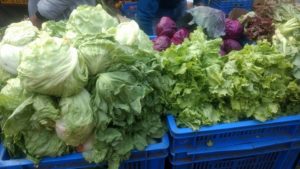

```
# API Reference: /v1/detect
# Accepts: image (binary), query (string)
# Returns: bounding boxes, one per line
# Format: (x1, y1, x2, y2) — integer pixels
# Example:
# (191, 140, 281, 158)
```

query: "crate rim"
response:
(167, 114, 300, 136)
(0, 134, 169, 167)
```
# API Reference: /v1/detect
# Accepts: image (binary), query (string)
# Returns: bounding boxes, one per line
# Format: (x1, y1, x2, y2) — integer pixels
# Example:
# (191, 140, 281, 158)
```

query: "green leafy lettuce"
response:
(161, 27, 298, 130)
(3, 95, 68, 161)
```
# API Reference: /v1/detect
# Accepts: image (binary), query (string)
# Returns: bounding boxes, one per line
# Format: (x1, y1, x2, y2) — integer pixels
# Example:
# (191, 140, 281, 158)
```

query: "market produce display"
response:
(1, 2, 300, 169)
(0, 4, 168, 169)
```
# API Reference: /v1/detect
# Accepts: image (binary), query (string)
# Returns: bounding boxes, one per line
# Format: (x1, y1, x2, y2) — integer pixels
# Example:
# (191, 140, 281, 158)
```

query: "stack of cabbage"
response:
(0, 5, 168, 169)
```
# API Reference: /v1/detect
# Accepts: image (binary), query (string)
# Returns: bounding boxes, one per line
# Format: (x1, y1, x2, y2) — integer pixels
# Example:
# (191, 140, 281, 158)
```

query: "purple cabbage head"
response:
(156, 16, 177, 38)
(153, 35, 171, 51)
(224, 19, 244, 40)
(171, 28, 189, 45)
(221, 39, 242, 54)
(219, 50, 226, 56)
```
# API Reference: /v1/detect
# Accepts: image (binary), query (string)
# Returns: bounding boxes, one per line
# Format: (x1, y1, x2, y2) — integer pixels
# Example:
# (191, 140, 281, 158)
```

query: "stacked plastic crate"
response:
(167, 114, 300, 169)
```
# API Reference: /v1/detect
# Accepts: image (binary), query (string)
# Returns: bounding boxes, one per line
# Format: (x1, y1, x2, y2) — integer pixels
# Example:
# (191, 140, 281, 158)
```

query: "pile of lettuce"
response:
(0, 5, 168, 169)
(160, 28, 300, 130)
(272, 4, 300, 80)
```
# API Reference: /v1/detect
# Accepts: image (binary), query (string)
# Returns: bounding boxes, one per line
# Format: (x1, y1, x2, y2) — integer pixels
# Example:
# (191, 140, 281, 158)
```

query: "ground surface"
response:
(0, 5, 28, 27)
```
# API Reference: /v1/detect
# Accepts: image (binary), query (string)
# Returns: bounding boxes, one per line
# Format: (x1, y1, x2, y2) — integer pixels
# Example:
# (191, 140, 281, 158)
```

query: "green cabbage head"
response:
(66, 4, 118, 39)
(56, 89, 95, 146)
(18, 35, 88, 97)
(2, 21, 38, 46)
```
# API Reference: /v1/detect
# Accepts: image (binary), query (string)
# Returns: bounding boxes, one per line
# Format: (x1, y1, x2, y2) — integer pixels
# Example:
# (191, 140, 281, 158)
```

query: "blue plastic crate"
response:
(170, 148, 300, 169)
(120, 2, 137, 19)
(167, 114, 300, 154)
(0, 134, 169, 169)
(205, 0, 254, 14)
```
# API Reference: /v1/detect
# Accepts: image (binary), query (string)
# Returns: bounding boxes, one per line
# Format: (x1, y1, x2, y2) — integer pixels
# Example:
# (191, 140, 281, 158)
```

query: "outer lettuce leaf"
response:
(18, 35, 88, 97)
(2, 95, 68, 160)
(85, 52, 168, 169)
(0, 78, 29, 128)
(41, 20, 66, 38)
(2, 21, 38, 46)
(3, 95, 60, 136)
(23, 129, 68, 159)
(0, 44, 23, 75)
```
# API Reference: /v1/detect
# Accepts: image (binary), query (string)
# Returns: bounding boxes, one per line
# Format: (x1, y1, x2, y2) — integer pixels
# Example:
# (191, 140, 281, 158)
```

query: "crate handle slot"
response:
(187, 139, 300, 155)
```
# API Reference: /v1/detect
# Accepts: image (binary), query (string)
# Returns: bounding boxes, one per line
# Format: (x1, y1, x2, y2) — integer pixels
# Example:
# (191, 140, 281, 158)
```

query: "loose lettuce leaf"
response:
(2, 95, 68, 160)
(41, 20, 66, 38)
(187, 6, 226, 38)
(3, 95, 60, 136)
(0, 78, 29, 128)
(23, 129, 68, 159)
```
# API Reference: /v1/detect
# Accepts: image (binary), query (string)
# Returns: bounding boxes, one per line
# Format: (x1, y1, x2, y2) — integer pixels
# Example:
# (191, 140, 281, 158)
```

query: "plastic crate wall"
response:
(167, 114, 300, 154)
(170, 140, 300, 164)
(170, 148, 300, 169)
(0, 134, 169, 169)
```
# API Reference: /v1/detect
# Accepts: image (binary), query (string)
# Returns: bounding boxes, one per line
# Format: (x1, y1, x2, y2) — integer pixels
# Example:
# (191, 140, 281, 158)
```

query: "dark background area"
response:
(0, 5, 28, 27)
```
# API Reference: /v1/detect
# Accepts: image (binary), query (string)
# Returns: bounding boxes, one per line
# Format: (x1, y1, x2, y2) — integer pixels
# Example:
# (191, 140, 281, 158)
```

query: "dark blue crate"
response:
(167, 114, 300, 154)
(205, 0, 254, 14)
(170, 148, 300, 169)
(120, 2, 137, 19)
(0, 134, 169, 169)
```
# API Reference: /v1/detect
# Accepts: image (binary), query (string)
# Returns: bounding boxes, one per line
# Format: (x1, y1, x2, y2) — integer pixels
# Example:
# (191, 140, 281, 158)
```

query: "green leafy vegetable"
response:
(41, 20, 66, 38)
(0, 66, 13, 90)
(3, 95, 68, 160)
